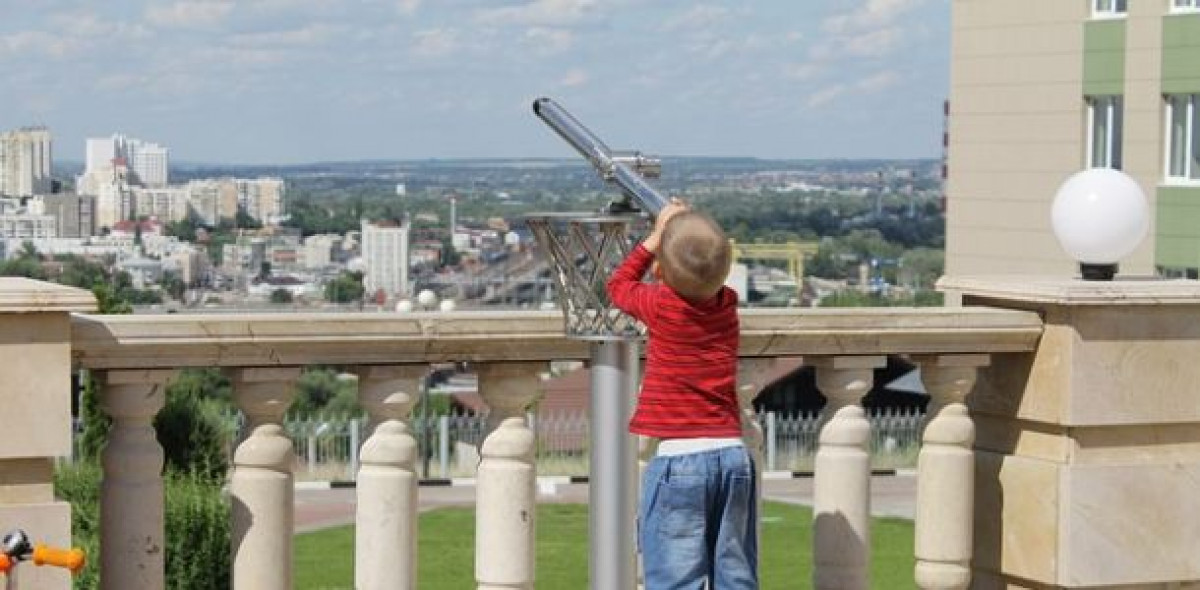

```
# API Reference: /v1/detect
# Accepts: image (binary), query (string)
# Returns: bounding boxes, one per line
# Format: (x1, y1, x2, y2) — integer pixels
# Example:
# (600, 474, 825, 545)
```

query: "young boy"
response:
(607, 198, 756, 589)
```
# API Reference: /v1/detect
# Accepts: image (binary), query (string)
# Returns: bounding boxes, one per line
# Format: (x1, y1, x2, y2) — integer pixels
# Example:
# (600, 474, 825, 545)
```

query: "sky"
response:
(1, 0, 950, 165)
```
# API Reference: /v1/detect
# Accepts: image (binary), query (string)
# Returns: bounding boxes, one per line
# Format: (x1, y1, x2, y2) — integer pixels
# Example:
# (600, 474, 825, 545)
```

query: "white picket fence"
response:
(260, 408, 926, 480)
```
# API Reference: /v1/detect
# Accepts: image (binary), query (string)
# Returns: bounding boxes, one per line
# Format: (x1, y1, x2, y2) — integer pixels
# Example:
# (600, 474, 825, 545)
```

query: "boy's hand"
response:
(643, 198, 688, 254)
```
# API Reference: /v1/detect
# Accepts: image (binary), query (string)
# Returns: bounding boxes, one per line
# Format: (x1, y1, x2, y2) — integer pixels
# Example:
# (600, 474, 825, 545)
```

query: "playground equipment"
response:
(526, 97, 674, 590)
(1, 529, 85, 589)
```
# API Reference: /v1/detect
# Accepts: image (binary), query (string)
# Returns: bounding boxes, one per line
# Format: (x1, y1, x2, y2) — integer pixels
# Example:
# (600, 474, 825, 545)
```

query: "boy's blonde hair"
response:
(658, 211, 732, 302)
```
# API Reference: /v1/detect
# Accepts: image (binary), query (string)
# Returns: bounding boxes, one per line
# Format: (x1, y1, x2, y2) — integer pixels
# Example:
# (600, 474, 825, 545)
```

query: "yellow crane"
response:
(729, 241, 820, 297)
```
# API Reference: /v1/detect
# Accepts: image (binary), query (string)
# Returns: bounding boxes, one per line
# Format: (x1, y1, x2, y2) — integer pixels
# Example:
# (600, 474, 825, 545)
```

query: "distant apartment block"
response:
(133, 186, 190, 223)
(0, 213, 56, 239)
(948, 0, 1200, 277)
(185, 179, 240, 225)
(86, 134, 169, 188)
(39, 194, 96, 238)
(361, 219, 410, 300)
(78, 161, 135, 230)
(238, 178, 285, 223)
(0, 127, 52, 197)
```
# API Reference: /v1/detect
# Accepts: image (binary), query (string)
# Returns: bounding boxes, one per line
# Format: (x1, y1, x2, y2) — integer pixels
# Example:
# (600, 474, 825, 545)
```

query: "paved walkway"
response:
(295, 473, 916, 534)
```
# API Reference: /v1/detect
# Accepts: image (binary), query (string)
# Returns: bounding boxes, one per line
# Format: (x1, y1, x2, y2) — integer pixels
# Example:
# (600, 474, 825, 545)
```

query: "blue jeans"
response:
(639, 445, 758, 589)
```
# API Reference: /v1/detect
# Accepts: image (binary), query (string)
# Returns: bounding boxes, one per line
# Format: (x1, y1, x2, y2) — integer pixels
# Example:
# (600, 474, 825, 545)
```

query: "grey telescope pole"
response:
(532, 97, 664, 589)
(533, 97, 671, 216)
(589, 340, 639, 590)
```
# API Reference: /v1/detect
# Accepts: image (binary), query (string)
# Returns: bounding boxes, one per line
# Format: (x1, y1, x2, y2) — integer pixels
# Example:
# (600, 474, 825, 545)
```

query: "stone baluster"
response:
(354, 365, 425, 590)
(738, 356, 774, 566)
(227, 367, 299, 590)
(474, 362, 543, 590)
(99, 369, 175, 590)
(912, 354, 988, 590)
(811, 356, 884, 590)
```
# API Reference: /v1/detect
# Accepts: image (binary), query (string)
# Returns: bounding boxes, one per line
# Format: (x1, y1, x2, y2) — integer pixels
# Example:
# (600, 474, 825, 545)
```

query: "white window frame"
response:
(1164, 94, 1200, 185)
(1170, 0, 1200, 14)
(1086, 96, 1123, 170)
(1092, 0, 1128, 18)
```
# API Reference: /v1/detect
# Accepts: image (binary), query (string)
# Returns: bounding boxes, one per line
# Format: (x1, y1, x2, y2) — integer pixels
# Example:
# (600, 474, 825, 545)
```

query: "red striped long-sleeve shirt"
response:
(606, 244, 741, 438)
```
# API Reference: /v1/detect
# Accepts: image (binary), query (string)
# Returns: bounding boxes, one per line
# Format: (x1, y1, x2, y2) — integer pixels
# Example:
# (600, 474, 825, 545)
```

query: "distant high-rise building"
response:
(40, 194, 96, 238)
(238, 178, 285, 223)
(0, 127, 52, 196)
(78, 160, 134, 231)
(85, 134, 169, 188)
(133, 186, 189, 222)
(361, 219, 410, 301)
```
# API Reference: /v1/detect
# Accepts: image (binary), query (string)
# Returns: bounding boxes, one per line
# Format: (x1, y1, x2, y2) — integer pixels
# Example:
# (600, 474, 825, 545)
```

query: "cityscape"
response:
(0, 126, 947, 313)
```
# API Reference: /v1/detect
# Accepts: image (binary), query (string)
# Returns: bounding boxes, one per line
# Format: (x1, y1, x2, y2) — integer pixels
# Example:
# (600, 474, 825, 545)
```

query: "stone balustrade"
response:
(5, 276, 1200, 589)
(58, 306, 1044, 589)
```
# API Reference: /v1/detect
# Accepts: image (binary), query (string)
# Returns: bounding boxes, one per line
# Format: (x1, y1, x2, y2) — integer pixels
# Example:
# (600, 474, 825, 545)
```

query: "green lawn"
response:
(295, 502, 916, 589)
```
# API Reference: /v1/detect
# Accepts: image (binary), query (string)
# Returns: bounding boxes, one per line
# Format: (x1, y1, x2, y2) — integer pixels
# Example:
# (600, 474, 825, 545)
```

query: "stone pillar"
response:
(911, 354, 988, 590)
(811, 355, 884, 590)
(0, 279, 93, 590)
(474, 362, 542, 590)
(228, 367, 299, 590)
(942, 276, 1200, 588)
(98, 370, 175, 590)
(354, 365, 424, 590)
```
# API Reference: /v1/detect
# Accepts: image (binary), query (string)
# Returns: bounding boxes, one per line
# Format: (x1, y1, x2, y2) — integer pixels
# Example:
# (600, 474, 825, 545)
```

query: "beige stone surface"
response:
(973, 452, 1060, 585)
(1061, 463, 1200, 586)
(0, 314, 73, 460)
(0, 502, 73, 590)
(0, 459, 53, 504)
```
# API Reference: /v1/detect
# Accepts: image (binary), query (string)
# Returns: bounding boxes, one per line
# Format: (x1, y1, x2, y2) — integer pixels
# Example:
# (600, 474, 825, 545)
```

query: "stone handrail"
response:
(70, 307, 1041, 369)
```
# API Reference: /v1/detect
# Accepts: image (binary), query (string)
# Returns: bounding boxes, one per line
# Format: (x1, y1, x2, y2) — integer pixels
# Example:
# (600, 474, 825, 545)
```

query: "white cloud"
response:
(822, 0, 924, 34)
(0, 31, 84, 59)
(783, 62, 822, 81)
(856, 70, 900, 93)
(412, 28, 460, 57)
(560, 68, 589, 87)
(524, 27, 573, 55)
(662, 5, 730, 32)
(231, 24, 341, 48)
(842, 27, 903, 57)
(145, 1, 234, 29)
(806, 84, 846, 108)
(476, 0, 597, 27)
(397, 0, 421, 16)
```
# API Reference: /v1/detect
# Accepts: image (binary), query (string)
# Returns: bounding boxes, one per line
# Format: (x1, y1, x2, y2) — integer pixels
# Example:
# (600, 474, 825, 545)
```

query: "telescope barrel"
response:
(532, 97, 670, 215)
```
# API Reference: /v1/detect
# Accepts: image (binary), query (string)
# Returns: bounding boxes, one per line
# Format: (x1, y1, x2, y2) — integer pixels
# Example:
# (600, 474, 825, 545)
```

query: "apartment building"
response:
(947, 0, 1200, 277)
(0, 127, 52, 197)
(361, 219, 410, 301)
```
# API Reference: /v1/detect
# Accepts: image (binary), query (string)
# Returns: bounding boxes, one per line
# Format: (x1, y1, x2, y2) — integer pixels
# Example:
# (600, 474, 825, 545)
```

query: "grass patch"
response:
(296, 502, 914, 589)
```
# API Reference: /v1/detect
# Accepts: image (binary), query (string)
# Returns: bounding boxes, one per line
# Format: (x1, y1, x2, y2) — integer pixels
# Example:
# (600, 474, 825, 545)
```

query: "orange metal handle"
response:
(32, 544, 85, 574)
(0, 553, 12, 575)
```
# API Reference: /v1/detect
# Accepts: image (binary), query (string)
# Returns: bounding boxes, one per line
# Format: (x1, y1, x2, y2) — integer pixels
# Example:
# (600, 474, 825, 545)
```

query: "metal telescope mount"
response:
(525, 97, 670, 589)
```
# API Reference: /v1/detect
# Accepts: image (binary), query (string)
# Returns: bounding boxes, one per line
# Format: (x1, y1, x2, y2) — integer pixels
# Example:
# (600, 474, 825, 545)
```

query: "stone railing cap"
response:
(0, 278, 96, 313)
(939, 275, 1200, 305)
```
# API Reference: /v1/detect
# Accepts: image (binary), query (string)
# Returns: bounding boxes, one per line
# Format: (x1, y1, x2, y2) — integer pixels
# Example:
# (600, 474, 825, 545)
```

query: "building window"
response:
(1171, 0, 1200, 13)
(1166, 94, 1200, 182)
(1092, 0, 1128, 17)
(1087, 96, 1123, 169)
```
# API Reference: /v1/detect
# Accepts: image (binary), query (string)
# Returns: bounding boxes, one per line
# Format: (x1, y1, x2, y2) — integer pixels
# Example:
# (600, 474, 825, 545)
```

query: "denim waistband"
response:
(655, 437, 744, 457)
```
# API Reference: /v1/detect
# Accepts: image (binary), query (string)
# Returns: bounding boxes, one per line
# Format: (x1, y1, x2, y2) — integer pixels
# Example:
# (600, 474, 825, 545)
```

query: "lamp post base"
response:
(1080, 263, 1117, 281)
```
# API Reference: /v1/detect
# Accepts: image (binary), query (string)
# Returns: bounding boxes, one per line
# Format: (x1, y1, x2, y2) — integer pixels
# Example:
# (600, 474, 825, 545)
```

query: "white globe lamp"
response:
(1050, 168, 1149, 281)
(394, 299, 413, 313)
(439, 299, 457, 312)
(417, 289, 438, 310)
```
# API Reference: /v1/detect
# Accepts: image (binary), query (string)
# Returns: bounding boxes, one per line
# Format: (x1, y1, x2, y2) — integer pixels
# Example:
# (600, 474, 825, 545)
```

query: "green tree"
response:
(293, 367, 359, 415)
(324, 271, 364, 303)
